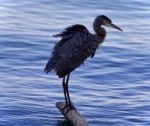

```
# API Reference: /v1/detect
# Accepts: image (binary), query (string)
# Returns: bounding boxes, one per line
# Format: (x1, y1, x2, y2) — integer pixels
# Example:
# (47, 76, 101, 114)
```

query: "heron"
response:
(44, 15, 122, 110)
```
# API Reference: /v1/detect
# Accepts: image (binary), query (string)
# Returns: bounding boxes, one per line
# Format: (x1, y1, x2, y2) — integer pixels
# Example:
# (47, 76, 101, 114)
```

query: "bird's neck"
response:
(93, 25, 106, 42)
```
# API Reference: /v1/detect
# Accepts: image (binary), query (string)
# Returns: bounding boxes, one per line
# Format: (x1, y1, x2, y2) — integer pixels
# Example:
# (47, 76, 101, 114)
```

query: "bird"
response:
(44, 15, 122, 109)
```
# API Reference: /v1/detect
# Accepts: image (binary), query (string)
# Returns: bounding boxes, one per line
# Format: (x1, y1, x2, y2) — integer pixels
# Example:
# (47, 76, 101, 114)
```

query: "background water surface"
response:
(0, 0, 150, 126)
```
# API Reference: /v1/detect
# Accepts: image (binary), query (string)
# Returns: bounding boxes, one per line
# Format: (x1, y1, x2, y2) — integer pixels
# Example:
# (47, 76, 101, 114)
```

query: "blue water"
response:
(0, 0, 150, 126)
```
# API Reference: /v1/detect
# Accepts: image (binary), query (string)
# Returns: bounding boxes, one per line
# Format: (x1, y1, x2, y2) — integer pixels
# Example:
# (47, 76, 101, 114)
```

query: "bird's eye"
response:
(103, 20, 108, 24)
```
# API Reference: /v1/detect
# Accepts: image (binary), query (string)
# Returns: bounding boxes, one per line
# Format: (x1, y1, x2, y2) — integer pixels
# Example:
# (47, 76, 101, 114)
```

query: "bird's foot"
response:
(65, 104, 76, 114)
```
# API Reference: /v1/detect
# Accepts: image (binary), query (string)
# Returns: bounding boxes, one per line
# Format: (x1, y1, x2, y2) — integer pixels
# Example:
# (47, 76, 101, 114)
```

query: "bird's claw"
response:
(65, 105, 76, 114)
(62, 104, 76, 114)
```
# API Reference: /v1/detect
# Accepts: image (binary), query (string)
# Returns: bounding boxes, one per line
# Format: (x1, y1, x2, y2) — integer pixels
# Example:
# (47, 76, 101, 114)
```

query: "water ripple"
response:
(0, 0, 150, 126)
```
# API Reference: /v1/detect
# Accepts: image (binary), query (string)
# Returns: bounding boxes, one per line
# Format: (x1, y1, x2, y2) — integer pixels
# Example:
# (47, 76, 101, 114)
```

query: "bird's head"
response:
(96, 15, 123, 31)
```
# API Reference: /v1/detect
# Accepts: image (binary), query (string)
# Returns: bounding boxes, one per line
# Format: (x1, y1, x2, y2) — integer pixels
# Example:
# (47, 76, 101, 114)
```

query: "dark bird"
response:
(44, 15, 122, 109)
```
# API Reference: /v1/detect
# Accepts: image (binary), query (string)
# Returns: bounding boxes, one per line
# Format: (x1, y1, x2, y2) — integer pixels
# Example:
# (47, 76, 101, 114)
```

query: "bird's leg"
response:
(65, 74, 71, 107)
(62, 76, 68, 106)
(64, 74, 76, 114)
(65, 74, 76, 111)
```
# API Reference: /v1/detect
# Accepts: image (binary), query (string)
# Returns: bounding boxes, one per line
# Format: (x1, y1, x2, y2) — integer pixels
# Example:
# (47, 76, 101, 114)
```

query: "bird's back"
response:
(44, 24, 102, 78)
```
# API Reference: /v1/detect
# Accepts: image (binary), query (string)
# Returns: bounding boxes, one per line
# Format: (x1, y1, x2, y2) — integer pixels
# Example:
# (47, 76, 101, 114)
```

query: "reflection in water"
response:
(0, 0, 150, 126)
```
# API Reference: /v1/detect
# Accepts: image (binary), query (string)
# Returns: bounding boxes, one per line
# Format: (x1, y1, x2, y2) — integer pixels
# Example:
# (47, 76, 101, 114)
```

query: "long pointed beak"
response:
(105, 23, 123, 31)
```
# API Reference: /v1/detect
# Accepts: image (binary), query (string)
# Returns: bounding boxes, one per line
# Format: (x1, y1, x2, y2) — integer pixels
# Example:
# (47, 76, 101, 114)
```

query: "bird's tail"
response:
(44, 58, 55, 74)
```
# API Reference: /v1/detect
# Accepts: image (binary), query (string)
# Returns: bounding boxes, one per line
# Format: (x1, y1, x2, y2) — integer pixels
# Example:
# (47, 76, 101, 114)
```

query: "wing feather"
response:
(44, 24, 99, 77)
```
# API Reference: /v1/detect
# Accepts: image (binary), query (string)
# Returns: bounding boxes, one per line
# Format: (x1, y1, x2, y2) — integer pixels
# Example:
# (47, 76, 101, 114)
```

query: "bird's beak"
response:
(105, 23, 123, 31)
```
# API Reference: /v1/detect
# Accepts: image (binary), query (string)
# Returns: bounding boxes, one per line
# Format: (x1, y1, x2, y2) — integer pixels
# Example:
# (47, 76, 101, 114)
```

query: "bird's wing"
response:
(53, 24, 89, 45)
(53, 24, 98, 58)
(44, 24, 99, 77)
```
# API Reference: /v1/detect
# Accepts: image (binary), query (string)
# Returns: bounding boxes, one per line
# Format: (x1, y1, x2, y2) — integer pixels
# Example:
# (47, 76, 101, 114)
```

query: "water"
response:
(0, 0, 150, 126)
